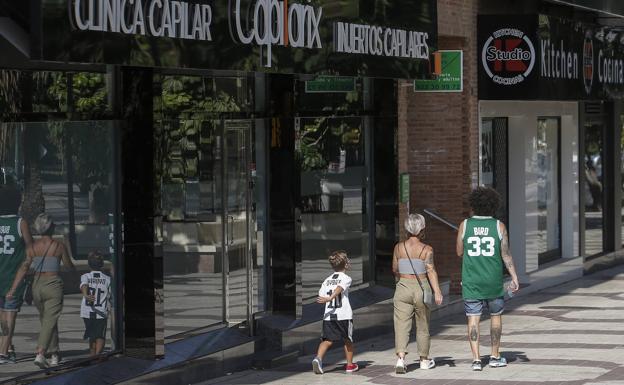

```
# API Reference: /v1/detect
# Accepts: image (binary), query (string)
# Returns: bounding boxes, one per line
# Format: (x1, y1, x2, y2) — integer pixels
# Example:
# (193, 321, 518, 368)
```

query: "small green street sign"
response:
(400, 173, 410, 203)
(414, 50, 463, 92)
(305, 76, 356, 93)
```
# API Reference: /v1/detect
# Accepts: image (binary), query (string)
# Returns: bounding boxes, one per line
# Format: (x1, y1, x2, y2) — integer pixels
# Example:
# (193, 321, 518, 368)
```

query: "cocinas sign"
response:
(70, 0, 213, 40)
(478, 14, 624, 100)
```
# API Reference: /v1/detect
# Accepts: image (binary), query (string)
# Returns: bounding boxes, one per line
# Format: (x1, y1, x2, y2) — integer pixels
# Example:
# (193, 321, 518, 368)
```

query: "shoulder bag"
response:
(23, 241, 55, 305)
(403, 242, 433, 305)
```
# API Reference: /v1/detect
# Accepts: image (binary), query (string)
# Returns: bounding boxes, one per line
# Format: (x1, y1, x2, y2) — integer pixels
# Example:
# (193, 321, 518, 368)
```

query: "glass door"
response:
(584, 118, 606, 256)
(161, 118, 226, 337)
(224, 120, 254, 325)
(162, 118, 256, 334)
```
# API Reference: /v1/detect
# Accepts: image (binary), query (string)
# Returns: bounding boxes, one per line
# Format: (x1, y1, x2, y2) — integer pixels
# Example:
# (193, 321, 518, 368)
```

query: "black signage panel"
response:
(478, 15, 540, 100)
(35, 0, 437, 79)
(478, 14, 624, 100)
(547, 0, 624, 17)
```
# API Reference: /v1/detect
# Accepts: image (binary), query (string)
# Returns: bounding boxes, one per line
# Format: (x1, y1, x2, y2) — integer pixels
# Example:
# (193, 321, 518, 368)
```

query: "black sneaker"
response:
(7, 345, 16, 362)
(471, 360, 482, 371)
(0, 354, 15, 364)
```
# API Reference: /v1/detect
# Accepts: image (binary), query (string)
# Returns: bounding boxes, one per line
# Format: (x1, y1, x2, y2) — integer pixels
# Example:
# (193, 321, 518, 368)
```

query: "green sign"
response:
(305, 76, 356, 93)
(414, 50, 463, 92)
(400, 173, 410, 203)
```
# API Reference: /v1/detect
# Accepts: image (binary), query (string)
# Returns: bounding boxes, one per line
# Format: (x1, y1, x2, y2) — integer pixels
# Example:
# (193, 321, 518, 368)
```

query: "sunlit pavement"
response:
(198, 264, 624, 385)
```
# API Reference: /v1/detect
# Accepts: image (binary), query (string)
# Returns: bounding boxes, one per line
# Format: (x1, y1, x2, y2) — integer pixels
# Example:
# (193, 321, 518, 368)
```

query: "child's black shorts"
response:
(83, 317, 107, 341)
(321, 320, 353, 342)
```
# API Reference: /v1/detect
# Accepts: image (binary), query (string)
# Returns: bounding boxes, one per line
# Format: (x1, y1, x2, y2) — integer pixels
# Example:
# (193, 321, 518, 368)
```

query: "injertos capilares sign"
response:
(43, 0, 438, 77)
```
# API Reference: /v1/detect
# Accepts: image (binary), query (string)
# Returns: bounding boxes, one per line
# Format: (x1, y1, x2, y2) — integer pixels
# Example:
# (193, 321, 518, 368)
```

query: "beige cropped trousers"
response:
(393, 278, 431, 357)
(33, 276, 64, 354)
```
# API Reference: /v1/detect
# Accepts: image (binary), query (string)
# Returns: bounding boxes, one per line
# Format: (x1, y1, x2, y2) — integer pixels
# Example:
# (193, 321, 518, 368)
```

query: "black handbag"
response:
(22, 275, 34, 305)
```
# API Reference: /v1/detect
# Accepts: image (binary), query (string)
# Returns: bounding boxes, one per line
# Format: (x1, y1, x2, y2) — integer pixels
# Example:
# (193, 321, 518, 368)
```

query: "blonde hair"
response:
(404, 213, 426, 236)
(328, 250, 349, 271)
(32, 213, 53, 235)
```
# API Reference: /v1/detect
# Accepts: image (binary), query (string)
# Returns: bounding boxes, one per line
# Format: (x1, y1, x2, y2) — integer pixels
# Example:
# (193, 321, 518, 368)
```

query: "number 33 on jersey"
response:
(461, 216, 505, 299)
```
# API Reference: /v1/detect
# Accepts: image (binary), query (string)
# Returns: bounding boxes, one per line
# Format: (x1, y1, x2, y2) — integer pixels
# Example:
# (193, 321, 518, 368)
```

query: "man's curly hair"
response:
(328, 250, 349, 271)
(469, 187, 501, 217)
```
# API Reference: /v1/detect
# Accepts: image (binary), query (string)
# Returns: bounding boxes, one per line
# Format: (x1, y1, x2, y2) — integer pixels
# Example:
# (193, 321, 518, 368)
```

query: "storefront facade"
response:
(477, 8, 624, 286)
(0, 0, 437, 382)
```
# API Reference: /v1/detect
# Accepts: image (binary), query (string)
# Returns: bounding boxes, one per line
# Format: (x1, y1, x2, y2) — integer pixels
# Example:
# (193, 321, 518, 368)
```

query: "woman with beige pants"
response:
(8, 214, 74, 369)
(393, 214, 443, 374)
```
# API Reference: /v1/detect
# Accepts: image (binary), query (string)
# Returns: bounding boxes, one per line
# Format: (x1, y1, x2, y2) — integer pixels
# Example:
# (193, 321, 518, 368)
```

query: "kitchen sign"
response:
(478, 14, 624, 100)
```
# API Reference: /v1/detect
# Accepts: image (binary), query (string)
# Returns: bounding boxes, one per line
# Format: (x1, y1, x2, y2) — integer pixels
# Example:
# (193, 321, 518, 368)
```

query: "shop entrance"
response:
(161, 117, 259, 334)
(157, 72, 265, 337)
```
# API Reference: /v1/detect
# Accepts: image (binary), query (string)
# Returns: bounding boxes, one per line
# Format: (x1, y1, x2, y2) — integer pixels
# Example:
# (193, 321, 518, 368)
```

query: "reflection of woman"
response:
(392, 214, 443, 374)
(585, 157, 602, 210)
(8, 213, 75, 368)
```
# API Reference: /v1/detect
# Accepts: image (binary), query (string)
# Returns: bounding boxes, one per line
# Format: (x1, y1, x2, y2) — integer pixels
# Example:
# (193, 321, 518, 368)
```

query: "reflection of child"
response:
(312, 251, 358, 374)
(80, 252, 111, 356)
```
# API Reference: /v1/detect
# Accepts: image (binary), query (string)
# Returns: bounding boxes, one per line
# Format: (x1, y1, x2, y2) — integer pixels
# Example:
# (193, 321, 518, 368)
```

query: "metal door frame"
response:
(222, 119, 254, 329)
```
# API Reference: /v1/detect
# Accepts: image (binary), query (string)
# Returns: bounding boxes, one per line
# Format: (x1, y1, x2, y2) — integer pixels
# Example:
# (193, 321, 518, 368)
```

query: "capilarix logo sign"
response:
(482, 28, 536, 85)
(230, 0, 323, 68)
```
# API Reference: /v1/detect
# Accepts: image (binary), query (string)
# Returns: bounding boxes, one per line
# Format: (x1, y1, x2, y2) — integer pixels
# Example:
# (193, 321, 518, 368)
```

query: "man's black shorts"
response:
(83, 318, 107, 341)
(321, 320, 353, 342)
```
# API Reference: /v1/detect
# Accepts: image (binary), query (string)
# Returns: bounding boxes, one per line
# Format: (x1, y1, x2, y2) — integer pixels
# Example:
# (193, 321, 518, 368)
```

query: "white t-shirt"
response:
(80, 271, 111, 319)
(318, 271, 353, 321)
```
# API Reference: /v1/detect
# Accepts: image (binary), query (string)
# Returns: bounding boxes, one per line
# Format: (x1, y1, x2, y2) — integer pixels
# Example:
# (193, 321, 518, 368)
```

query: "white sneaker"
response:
(312, 357, 323, 374)
(34, 354, 49, 369)
(395, 358, 406, 374)
(49, 354, 60, 367)
(420, 358, 435, 369)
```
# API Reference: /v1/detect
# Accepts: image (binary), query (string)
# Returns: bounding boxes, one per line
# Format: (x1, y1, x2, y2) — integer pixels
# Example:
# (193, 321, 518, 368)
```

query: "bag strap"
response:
(402, 242, 428, 291)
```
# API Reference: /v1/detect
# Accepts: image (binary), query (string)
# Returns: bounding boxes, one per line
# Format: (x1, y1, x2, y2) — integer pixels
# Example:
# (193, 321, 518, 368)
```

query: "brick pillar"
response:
(397, 0, 480, 294)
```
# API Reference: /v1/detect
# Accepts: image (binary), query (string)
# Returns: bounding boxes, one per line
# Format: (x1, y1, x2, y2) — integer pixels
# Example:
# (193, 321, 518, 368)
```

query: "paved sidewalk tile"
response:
(197, 265, 624, 385)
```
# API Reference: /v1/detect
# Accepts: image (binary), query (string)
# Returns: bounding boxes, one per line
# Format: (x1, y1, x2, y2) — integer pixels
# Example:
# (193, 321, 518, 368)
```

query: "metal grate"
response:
(584, 101, 603, 115)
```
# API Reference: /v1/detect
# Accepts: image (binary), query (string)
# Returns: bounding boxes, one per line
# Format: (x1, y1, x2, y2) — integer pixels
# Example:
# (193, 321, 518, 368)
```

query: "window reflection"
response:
(157, 74, 263, 336)
(480, 118, 509, 224)
(300, 116, 369, 300)
(536, 118, 560, 263)
(0, 119, 117, 375)
(584, 120, 605, 256)
(621, 114, 624, 248)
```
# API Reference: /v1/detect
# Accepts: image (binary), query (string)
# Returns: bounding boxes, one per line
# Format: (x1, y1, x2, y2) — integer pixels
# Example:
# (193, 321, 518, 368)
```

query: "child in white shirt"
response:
(312, 250, 358, 374)
(80, 252, 111, 356)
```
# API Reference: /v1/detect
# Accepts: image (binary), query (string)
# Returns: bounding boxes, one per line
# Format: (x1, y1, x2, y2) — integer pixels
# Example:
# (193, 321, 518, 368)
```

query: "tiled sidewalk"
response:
(199, 265, 624, 385)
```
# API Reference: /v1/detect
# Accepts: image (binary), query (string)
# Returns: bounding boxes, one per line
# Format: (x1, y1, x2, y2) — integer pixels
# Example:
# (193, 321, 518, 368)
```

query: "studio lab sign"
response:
(70, 0, 213, 41)
(481, 28, 536, 85)
(230, 0, 323, 68)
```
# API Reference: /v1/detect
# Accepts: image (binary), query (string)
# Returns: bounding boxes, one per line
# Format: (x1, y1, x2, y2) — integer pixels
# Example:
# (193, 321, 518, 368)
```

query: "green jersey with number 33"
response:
(461, 216, 504, 300)
(0, 215, 26, 297)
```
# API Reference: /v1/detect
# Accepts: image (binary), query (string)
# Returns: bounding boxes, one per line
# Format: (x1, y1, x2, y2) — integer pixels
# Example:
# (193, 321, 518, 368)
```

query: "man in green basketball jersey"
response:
(456, 187, 519, 371)
(0, 186, 33, 364)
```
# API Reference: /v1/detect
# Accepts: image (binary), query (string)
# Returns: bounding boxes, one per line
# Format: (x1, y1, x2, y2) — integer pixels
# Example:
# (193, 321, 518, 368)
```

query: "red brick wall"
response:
(398, 0, 480, 294)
